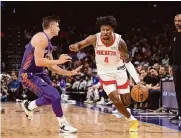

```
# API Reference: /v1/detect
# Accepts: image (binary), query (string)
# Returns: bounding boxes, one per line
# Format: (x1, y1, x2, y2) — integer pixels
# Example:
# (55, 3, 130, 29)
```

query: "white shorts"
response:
(99, 70, 130, 95)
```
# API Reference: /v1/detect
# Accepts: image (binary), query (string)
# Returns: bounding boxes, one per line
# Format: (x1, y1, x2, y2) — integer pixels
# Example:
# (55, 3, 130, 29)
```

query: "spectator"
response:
(7, 71, 21, 101)
(145, 67, 161, 89)
(158, 66, 168, 78)
(44, 68, 49, 76)
(162, 54, 169, 67)
(145, 68, 161, 110)
(50, 72, 56, 80)
(52, 79, 62, 95)
(59, 76, 67, 94)
(140, 68, 149, 84)
(1, 79, 9, 102)
(77, 50, 86, 60)
(82, 63, 92, 76)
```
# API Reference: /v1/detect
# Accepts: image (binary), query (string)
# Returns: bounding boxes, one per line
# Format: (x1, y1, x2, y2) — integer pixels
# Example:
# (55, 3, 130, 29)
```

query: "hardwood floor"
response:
(1, 103, 181, 138)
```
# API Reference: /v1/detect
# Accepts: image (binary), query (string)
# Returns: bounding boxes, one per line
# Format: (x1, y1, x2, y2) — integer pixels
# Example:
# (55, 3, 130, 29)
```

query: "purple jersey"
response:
(19, 32, 53, 75)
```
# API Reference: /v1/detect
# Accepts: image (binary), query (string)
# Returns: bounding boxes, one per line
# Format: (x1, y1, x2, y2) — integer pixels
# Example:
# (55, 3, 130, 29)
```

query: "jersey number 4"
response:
(104, 57, 108, 63)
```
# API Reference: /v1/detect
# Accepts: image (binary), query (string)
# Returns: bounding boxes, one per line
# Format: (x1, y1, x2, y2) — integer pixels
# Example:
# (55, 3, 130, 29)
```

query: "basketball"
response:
(131, 85, 149, 102)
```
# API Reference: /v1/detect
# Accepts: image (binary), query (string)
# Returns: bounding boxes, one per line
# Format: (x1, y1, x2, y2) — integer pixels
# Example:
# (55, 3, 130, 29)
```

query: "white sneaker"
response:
(112, 109, 119, 114)
(60, 121, 77, 133)
(84, 99, 92, 103)
(105, 100, 113, 105)
(96, 98, 105, 105)
(61, 94, 69, 102)
(112, 112, 124, 118)
(21, 100, 33, 120)
(84, 99, 94, 104)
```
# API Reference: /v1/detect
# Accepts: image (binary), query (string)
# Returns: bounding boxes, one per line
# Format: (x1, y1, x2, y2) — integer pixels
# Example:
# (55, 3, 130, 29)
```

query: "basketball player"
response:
(169, 14, 181, 121)
(69, 16, 141, 132)
(19, 16, 82, 133)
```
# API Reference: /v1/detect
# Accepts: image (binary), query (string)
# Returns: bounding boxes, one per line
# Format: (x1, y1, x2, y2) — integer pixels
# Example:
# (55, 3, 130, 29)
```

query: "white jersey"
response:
(95, 32, 125, 75)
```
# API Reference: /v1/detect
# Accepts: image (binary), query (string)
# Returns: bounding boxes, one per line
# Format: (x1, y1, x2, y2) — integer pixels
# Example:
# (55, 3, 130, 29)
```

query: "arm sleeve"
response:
(124, 62, 140, 84)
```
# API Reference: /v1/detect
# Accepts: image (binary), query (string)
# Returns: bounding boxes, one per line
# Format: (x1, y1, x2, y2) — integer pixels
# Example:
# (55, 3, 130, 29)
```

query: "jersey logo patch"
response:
(111, 47, 116, 50)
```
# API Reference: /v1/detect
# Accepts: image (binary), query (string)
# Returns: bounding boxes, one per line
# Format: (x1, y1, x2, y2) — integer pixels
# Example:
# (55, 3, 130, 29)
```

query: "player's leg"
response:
(116, 71, 139, 132)
(99, 73, 139, 132)
(105, 86, 139, 132)
(39, 84, 77, 133)
(104, 85, 131, 118)
(21, 74, 77, 133)
(119, 93, 131, 114)
(21, 73, 56, 112)
(21, 73, 48, 120)
(99, 73, 131, 118)
(120, 93, 131, 107)
(33, 73, 55, 108)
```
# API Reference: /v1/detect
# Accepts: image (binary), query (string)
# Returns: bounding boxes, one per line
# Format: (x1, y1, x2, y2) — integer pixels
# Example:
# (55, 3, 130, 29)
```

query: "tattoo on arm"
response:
(118, 38, 130, 63)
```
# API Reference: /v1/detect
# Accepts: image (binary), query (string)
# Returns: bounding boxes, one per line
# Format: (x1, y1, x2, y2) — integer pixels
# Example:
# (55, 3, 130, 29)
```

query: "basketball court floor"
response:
(1, 102, 181, 138)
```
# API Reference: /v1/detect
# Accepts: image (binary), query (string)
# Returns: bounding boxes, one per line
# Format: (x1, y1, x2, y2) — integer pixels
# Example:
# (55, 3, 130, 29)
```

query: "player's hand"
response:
(69, 44, 79, 52)
(70, 65, 83, 76)
(58, 54, 72, 64)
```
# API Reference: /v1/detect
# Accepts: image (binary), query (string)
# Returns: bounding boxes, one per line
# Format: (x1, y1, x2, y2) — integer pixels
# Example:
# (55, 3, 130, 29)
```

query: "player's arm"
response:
(47, 53, 82, 76)
(119, 38, 140, 84)
(69, 35, 96, 52)
(33, 33, 70, 67)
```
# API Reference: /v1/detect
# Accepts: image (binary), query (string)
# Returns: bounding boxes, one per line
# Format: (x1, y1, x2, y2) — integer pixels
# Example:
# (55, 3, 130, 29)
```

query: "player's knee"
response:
(120, 93, 131, 107)
(50, 88, 60, 100)
(108, 91, 121, 104)
(122, 99, 131, 107)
